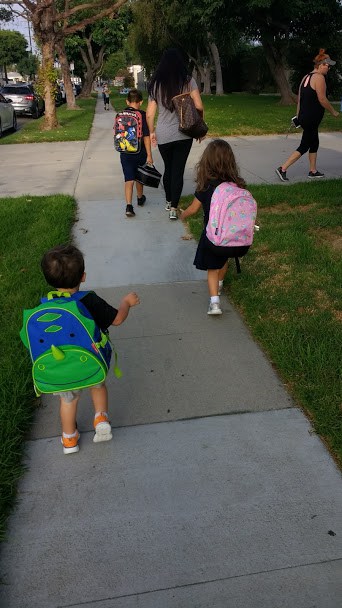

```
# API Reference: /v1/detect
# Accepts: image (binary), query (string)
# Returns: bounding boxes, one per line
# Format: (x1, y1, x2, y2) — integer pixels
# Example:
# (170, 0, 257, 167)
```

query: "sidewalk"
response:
(0, 97, 341, 608)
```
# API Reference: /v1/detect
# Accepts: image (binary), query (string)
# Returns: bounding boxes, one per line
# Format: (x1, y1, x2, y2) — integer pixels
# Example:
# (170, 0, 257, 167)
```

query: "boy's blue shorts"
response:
(120, 149, 147, 182)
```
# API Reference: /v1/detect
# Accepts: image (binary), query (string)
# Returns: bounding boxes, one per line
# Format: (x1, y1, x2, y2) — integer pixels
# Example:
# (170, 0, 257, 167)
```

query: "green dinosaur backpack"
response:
(20, 291, 121, 396)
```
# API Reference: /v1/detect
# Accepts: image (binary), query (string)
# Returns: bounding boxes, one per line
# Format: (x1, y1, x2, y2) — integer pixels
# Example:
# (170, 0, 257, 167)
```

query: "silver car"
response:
(0, 92, 17, 137)
(0, 84, 44, 118)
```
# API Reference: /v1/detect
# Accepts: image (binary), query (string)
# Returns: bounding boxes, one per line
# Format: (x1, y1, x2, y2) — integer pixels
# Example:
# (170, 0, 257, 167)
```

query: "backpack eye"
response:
(39, 339, 44, 343)
(70, 333, 75, 338)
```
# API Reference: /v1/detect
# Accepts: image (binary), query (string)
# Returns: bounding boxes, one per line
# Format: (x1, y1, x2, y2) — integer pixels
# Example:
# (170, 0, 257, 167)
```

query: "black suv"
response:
(0, 84, 44, 118)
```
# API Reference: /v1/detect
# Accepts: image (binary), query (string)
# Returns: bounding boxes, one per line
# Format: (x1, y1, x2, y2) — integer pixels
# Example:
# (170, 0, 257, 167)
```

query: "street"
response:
(0, 114, 36, 140)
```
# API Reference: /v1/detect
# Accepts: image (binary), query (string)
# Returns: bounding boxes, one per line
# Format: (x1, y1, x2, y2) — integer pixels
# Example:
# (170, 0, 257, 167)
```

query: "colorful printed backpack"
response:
(113, 109, 143, 154)
(206, 182, 257, 248)
(20, 291, 121, 397)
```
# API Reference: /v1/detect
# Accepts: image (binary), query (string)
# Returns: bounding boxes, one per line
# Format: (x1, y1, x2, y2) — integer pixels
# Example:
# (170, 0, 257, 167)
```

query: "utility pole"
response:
(27, 13, 32, 53)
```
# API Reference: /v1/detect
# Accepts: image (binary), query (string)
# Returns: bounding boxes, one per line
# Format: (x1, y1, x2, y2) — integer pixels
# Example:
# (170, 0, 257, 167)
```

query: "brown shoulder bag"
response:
(172, 92, 208, 139)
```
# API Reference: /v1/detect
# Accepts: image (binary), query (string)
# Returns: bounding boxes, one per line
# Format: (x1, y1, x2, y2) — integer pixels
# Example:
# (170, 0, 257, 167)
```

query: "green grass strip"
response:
(0, 97, 97, 145)
(182, 179, 342, 463)
(202, 94, 341, 136)
(110, 89, 341, 137)
(0, 194, 76, 541)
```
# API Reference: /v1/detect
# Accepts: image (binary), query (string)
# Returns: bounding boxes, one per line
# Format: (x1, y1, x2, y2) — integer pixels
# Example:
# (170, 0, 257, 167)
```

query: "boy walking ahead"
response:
(117, 89, 153, 217)
(102, 83, 110, 110)
(22, 244, 139, 455)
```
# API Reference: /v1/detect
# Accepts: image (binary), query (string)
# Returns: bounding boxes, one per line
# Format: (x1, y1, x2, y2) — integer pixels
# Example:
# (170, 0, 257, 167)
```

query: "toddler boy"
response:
(39, 244, 139, 454)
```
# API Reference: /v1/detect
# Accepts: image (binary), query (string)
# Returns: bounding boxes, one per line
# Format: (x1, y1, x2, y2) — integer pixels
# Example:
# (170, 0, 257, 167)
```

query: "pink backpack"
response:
(206, 182, 257, 247)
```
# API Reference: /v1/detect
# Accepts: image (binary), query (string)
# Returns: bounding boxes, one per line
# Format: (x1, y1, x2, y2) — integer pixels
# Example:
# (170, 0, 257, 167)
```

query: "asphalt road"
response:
(0, 114, 35, 141)
(16, 115, 33, 130)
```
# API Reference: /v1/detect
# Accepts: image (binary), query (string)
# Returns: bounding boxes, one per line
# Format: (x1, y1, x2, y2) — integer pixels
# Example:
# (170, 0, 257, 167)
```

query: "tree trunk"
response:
(56, 39, 78, 109)
(187, 50, 211, 94)
(208, 39, 223, 95)
(80, 70, 96, 97)
(261, 36, 297, 105)
(31, 3, 58, 129)
(201, 64, 211, 95)
(41, 39, 59, 129)
(77, 41, 105, 99)
(4, 64, 8, 83)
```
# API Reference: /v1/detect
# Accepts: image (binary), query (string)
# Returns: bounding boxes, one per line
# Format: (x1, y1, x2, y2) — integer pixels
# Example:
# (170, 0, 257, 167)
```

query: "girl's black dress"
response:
(193, 182, 249, 271)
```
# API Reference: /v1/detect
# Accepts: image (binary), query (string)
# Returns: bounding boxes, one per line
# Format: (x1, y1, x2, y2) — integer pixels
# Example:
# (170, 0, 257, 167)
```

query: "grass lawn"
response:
(0, 97, 97, 145)
(203, 94, 341, 136)
(110, 88, 341, 137)
(0, 194, 76, 541)
(181, 179, 342, 464)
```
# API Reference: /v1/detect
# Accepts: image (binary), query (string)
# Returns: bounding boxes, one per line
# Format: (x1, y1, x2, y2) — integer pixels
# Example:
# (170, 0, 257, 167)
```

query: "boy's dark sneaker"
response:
(308, 170, 325, 178)
(275, 167, 289, 182)
(125, 204, 135, 217)
(137, 195, 146, 206)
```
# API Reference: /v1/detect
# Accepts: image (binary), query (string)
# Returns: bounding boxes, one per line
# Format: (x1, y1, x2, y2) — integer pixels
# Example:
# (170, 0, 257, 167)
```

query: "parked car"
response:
(0, 84, 44, 118)
(0, 92, 17, 137)
(119, 87, 130, 95)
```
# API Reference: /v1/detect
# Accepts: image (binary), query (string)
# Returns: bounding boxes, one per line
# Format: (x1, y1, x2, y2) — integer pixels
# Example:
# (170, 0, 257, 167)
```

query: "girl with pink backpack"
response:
(180, 139, 257, 315)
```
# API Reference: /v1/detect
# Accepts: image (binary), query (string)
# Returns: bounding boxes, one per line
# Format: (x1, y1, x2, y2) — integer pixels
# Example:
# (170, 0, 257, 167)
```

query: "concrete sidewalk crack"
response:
(57, 557, 342, 607)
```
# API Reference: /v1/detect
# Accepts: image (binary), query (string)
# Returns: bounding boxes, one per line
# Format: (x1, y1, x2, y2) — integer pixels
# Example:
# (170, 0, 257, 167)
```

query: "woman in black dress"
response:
(276, 49, 339, 182)
(180, 139, 250, 315)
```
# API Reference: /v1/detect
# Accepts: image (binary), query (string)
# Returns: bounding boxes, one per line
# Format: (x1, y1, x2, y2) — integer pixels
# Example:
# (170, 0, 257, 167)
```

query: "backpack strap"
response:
(69, 291, 90, 301)
(41, 290, 90, 303)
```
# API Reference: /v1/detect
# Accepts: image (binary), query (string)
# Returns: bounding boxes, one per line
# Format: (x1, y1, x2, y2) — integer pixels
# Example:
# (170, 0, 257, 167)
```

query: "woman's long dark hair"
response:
(148, 48, 190, 111)
(196, 140, 246, 191)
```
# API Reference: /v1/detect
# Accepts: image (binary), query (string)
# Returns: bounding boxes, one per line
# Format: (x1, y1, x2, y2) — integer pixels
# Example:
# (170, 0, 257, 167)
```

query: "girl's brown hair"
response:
(195, 139, 246, 192)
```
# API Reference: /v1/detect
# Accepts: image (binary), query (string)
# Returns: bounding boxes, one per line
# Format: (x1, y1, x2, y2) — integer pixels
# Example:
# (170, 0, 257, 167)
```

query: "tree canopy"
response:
(0, 0, 129, 127)
(0, 29, 27, 71)
(130, 0, 342, 102)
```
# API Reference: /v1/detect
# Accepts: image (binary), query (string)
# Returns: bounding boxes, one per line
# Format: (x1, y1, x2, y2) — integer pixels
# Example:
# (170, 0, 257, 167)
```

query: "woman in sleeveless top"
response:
(276, 49, 339, 182)
(146, 48, 204, 220)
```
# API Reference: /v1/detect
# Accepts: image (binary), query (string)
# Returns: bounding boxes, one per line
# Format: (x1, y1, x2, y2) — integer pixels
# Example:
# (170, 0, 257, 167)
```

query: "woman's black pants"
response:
(296, 121, 320, 155)
(158, 138, 193, 207)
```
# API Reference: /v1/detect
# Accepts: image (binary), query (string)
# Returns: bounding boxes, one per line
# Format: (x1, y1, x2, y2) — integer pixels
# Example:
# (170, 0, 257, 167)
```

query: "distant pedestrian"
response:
(102, 83, 110, 110)
(146, 48, 205, 220)
(276, 49, 339, 182)
(116, 89, 153, 217)
(20, 244, 140, 454)
(180, 140, 254, 315)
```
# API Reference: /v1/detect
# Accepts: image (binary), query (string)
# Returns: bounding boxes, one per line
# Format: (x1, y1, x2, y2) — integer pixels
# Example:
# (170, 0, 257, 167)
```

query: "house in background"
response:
(128, 65, 146, 90)
(0, 70, 26, 85)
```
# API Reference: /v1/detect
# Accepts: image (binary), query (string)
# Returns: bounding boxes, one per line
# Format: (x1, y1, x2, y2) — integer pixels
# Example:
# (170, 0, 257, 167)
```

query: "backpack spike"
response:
(51, 344, 65, 360)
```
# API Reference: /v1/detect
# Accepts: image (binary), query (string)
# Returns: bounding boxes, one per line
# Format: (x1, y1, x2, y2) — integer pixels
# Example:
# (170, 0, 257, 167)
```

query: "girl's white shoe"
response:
(207, 302, 222, 315)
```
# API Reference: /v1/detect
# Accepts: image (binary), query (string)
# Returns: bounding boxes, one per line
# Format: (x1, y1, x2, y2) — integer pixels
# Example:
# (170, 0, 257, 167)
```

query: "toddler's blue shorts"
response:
(120, 149, 147, 182)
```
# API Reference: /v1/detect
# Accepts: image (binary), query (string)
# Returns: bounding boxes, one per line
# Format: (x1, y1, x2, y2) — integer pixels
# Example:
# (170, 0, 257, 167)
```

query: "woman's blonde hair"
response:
(314, 48, 330, 65)
(195, 139, 246, 192)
